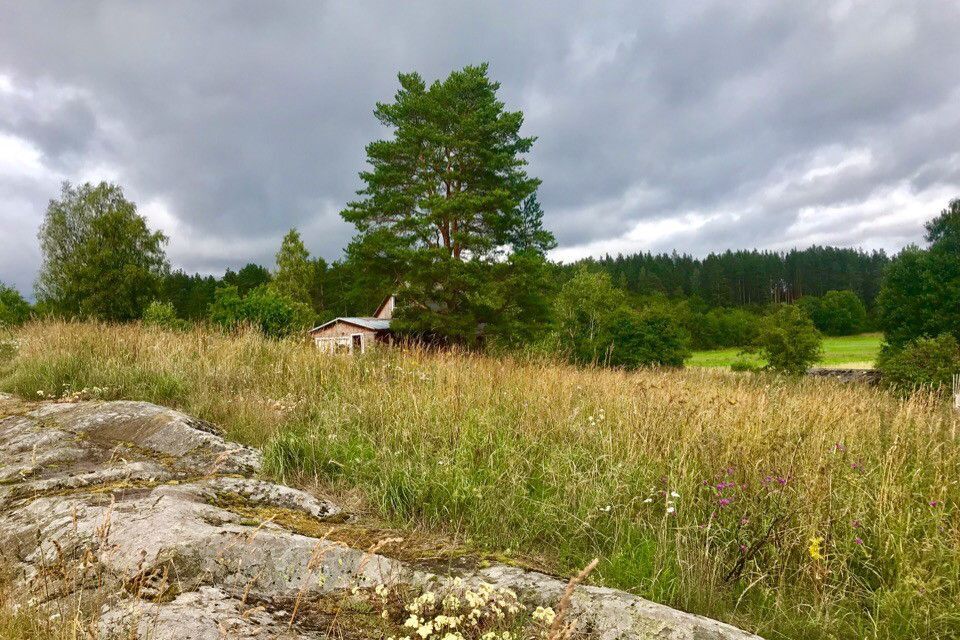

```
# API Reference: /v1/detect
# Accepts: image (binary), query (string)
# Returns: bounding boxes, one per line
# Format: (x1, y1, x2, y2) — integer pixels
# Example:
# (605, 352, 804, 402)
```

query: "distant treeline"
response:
(576, 246, 890, 308)
(159, 245, 890, 326)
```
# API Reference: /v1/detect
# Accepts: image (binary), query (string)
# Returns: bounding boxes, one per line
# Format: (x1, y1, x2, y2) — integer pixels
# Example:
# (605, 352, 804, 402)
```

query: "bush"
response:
(876, 333, 960, 392)
(0, 284, 31, 327)
(756, 304, 823, 374)
(816, 290, 867, 335)
(606, 307, 690, 368)
(688, 307, 759, 350)
(552, 270, 689, 368)
(142, 300, 188, 330)
(209, 285, 313, 339)
(730, 355, 762, 373)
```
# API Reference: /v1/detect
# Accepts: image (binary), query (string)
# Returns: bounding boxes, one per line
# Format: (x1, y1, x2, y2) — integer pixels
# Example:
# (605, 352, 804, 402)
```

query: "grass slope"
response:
(1, 322, 957, 640)
(687, 332, 882, 369)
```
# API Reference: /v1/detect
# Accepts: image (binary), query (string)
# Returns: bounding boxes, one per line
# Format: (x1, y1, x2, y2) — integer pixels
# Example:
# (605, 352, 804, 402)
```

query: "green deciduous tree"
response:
(209, 285, 312, 339)
(756, 304, 823, 374)
(815, 290, 868, 335)
(342, 64, 551, 346)
(606, 307, 690, 368)
(876, 334, 960, 393)
(878, 199, 960, 347)
(271, 229, 313, 306)
(0, 283, 31, 327)
(552, 269, 689, 367)
(552, 269, 626, 364)
(36, 182, 168, 321)
(142, 300, 188, 331)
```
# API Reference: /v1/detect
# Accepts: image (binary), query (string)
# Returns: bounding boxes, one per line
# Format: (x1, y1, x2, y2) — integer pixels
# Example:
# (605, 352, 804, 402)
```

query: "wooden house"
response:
(308, 296, 395, 354)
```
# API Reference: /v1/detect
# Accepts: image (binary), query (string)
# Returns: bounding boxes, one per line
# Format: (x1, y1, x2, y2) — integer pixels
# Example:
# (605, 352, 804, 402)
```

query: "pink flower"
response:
(854, 537, 863, 545)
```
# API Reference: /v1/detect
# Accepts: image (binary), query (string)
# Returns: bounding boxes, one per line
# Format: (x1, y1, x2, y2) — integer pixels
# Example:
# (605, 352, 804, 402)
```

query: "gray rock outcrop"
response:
(0, 393, 762, 639)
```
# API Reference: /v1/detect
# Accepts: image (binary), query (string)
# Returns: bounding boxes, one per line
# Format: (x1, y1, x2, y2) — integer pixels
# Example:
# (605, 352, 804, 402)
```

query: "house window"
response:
(352, 334, 364, 354)
(315, 336, 352, 354)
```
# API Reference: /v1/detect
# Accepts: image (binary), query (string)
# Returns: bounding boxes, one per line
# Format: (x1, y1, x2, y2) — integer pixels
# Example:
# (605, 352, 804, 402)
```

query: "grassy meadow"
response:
(1, 321, 958, 639)
(687, 332, 883, 369)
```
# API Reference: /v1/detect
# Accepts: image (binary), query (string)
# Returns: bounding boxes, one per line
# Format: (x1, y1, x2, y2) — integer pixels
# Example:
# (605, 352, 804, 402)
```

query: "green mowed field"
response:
(687, 332, 883, 369)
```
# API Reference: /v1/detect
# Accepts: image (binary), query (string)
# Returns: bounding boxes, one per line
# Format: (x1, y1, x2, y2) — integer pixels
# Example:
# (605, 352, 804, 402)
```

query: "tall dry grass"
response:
(1, 320, 958, 639)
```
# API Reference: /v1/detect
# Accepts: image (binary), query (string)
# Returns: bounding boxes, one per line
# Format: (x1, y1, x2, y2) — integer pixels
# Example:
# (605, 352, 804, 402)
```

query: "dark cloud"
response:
(1, 1, 959, 295)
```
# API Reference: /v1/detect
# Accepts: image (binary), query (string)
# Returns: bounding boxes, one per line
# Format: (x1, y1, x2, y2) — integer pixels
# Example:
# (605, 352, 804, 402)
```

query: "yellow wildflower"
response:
(808, 536, 823, 561)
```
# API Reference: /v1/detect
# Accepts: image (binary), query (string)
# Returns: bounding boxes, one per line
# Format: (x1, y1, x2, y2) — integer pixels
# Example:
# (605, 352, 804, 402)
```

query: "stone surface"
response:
(0, 396, 763, 639)
(807, 367, 882, 384)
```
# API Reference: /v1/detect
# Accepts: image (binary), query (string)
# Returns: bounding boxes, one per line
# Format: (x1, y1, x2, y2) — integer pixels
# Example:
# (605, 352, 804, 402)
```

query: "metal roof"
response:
(309, 317, 392, 333)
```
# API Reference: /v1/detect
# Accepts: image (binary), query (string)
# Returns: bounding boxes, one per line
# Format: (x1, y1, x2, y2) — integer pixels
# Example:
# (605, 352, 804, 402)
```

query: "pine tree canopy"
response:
(342, 63, 541, 262)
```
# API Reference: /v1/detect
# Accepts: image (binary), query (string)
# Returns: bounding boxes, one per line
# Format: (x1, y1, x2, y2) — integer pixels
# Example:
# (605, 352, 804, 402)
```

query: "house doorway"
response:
(352, 334, 363, 354)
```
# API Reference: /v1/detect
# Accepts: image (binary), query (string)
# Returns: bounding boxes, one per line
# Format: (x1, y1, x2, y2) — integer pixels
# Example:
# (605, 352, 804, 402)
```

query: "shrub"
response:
(0, 284, 30, 328)
(142, 300, 188, 330)
(795, 295, 822, 327)
(606, 307, 690, 368)
(756, 304, 823, 374)
(876, 333, 960, 392)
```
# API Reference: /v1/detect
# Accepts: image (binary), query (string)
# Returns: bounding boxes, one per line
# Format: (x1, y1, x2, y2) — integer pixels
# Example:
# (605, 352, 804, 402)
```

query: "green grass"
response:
(687, 333, 883, 369)
(2, 322, 958, 639)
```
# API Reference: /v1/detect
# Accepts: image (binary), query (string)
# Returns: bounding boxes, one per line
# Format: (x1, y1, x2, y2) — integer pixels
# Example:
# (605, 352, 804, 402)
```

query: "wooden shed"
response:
(308, 296, 394, 354)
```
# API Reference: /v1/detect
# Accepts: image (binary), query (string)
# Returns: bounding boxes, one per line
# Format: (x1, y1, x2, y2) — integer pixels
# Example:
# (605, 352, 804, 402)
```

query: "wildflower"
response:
(670, 491, 680, 498)
(854, 537, 863, 545)
(666, 505, 676, 515)
(531, 606, 556, 625)
(930, 500, 941, 507)
(718, 497, 732, 507)
(808, 536, 823, 561)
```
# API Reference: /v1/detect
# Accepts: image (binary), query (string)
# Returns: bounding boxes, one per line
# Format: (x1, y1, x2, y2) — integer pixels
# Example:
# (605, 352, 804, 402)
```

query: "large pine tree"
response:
(342, 64, 554, 345)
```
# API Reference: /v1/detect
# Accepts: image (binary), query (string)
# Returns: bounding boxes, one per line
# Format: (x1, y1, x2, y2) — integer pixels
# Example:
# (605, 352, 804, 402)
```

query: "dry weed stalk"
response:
(547, 557, 598, 640)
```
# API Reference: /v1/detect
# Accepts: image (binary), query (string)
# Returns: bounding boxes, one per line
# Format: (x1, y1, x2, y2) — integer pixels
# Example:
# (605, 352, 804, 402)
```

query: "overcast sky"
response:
(2, 1, 959, 295)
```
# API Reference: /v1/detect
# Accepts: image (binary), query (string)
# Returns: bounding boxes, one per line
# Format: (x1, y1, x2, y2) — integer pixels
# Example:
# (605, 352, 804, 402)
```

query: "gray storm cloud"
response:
(1, 1, 958, 294)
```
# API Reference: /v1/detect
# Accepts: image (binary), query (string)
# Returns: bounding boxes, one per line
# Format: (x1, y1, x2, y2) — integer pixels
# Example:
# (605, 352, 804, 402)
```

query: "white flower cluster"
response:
(642, 488, 680, 514)
(36, 384, 114, 402)
(585, 408, 606, 427)
(260, 393, 304, 414)
(380, 577, 555, 640)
